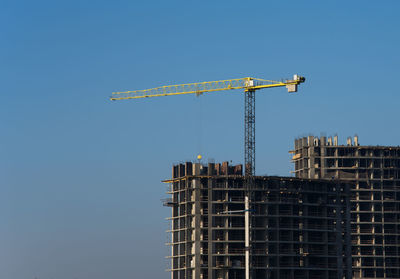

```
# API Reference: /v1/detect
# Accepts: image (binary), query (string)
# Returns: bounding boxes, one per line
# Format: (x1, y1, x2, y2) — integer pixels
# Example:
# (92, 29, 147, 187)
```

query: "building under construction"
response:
(164, 162, 351, 279)
(292, 135, 400, 278)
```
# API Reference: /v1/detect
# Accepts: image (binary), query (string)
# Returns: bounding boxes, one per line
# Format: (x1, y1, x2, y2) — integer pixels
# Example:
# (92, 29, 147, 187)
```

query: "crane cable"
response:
(196, 95, 203, 161)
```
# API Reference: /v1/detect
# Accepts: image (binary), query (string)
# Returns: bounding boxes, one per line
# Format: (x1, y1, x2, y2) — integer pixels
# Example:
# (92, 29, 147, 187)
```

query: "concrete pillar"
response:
(308, 136, 315, 178)
(207, 165, 214, 279)
(193, 178, 201, 279)
(321, 137, 327, 178)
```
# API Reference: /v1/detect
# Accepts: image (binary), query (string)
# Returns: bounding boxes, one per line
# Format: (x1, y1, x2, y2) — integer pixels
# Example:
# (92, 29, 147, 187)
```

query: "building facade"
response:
(164, 161, 351, 279)
(291, 135, 400, 278)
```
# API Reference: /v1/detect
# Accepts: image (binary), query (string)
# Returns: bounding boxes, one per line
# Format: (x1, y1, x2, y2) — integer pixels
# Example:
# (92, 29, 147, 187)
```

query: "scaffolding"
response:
(291, 135, 400, 279)
(164, 161, 351, 279)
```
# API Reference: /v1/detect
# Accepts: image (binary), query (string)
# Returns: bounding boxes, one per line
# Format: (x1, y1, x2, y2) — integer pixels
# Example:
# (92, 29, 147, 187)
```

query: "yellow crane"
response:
(110, 75, 305, 180)
(110, 75, 305, 279)
(110, 76, 304, 100)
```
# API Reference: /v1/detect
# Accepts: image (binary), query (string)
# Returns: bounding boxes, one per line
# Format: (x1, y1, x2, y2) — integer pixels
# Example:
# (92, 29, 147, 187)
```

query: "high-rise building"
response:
(291, 135, 400, 278)
(164, 161, 351, 279)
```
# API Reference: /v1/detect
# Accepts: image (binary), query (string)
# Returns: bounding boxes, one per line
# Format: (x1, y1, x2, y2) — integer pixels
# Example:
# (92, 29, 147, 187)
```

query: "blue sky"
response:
(1, 1, 400, 278)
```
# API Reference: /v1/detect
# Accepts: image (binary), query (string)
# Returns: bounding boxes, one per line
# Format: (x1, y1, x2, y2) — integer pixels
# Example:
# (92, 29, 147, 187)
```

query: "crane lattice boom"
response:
(110, 76, 304, 100)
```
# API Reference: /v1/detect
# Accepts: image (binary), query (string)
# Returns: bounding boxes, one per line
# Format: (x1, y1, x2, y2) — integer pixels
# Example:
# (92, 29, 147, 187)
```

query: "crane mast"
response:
(244, 88, 255, 279)
(111, 75, 305, 279)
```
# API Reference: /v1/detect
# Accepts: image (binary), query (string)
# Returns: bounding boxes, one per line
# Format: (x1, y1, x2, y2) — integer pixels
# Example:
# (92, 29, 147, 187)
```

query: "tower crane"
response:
(110, 75, 305, 279)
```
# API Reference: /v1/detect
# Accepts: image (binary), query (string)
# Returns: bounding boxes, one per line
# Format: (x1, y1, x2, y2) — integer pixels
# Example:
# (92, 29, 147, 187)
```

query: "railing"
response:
(360, 239, 373, 244)
(308, 249, 325, 254)
(227, 196, 245, 202)
(358, 250, 374, 255)
(227, 248, 245, 254)
(279, 262, 299, 267)
(307, 223, 325, 230)
(279, 249, 295, 254)
(228, 236, 244, 241)
(215, 262, 231, 268)
(252, 261, 268, 267)
(309, 262, 330, 268)
(252, 249, 267, 254)
(230, 222, 245, 227)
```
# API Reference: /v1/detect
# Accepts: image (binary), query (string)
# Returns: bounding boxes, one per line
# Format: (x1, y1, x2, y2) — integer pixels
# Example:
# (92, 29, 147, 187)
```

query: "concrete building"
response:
(164, 161, 351, 279)
(291, 135, 400, 278)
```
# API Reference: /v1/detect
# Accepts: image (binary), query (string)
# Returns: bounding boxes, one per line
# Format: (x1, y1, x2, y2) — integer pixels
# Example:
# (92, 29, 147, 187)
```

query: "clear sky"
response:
(2, 0, 400, 278)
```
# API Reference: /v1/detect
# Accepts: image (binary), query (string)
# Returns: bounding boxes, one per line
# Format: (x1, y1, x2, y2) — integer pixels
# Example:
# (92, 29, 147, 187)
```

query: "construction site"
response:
(110, 77, 400, 279)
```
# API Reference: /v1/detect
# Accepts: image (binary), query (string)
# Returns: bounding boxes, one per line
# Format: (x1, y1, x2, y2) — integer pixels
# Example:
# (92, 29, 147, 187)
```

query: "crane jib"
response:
(110, 76, 305, 100)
